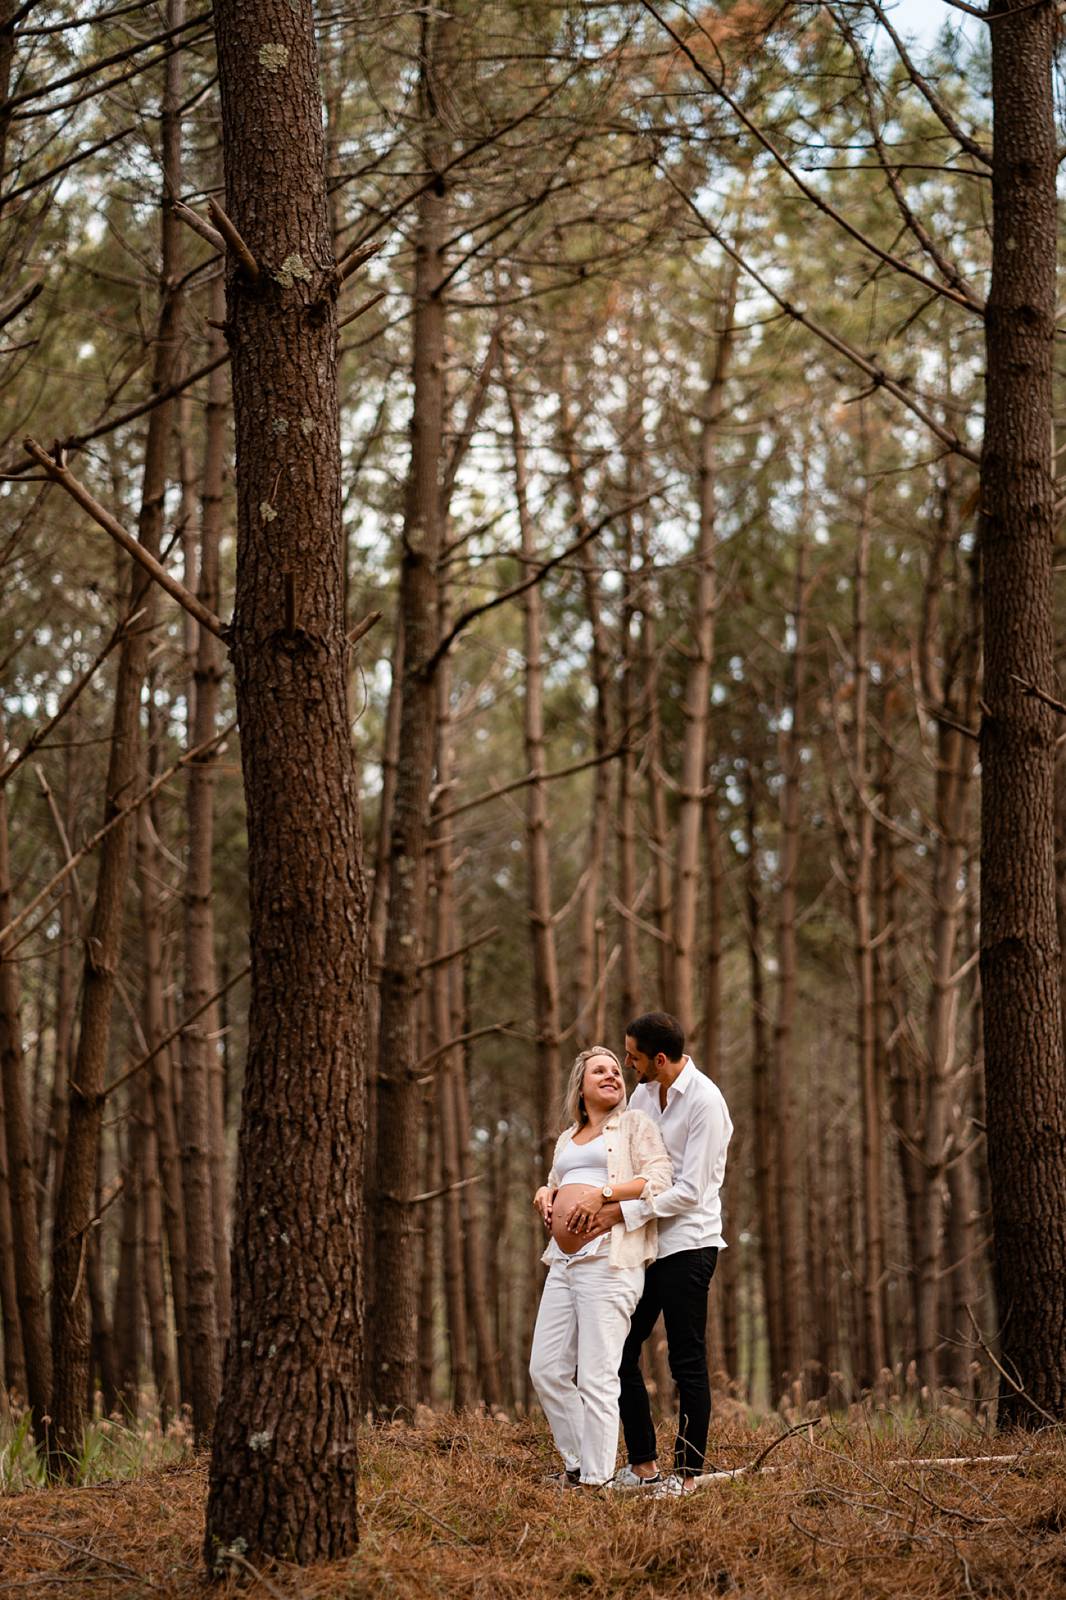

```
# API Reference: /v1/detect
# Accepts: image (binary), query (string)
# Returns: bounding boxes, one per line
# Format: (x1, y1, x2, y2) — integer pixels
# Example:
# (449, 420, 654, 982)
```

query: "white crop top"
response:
(555, 1133, 609, 1189)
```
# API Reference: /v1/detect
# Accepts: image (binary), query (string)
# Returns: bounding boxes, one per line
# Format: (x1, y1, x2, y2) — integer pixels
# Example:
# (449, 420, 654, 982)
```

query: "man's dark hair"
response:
(626, 1011, 685, 1062)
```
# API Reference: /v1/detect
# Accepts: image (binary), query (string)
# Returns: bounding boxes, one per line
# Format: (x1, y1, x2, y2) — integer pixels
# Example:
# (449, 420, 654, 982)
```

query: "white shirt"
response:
(619, 1058, 732, 1257)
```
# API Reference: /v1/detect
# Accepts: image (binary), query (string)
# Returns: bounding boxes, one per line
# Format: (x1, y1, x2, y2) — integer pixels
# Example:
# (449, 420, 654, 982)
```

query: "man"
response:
(584, 1010, 732, 1494)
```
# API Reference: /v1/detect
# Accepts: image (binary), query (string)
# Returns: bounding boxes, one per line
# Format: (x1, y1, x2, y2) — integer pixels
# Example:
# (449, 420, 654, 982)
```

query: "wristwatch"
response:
(601, 1185, 614, 1200)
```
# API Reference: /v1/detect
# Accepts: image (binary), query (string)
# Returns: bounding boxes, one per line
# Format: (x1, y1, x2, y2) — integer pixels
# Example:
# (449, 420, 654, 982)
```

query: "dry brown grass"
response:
(2, 1410, 1066, 1599)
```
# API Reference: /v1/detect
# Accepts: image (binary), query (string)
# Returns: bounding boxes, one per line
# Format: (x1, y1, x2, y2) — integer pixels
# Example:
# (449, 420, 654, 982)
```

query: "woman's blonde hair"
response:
(563, 1045, 625, 1129)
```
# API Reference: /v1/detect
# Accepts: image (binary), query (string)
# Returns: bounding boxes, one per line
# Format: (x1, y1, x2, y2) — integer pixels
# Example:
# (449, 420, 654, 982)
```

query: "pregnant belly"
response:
(551, 1183, 604, 1255)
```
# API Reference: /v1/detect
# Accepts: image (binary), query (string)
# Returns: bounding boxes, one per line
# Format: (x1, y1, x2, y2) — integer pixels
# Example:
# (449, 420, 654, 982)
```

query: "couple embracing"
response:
(531, 1011, 733, 1495)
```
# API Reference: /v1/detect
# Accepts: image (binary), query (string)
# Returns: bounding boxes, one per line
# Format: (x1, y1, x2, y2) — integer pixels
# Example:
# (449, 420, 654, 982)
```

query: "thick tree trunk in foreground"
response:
(980, 0, 1066, 1425)
(204, 0, 367, 1564)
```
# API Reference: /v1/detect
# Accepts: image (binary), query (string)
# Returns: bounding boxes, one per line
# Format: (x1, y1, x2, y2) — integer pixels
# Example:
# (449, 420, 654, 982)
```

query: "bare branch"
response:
(655, 171, 979, 464)
(23, 438, 227, 639)
(347, 609, 383, 648)
(0, 609, 145, 788)
(206, 198, 259, 280)
(103, 960, 251, 1103)
(638, 0, 984, 312)
(0, 719, 237, 954)
(434, 741, 632, 826)
(421, 486, 663, 677)
(172, 199, 224, 254)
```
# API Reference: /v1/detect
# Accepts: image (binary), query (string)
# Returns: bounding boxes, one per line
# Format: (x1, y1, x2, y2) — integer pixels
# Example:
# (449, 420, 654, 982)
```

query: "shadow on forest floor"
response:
(1, 1408, 1065, 1598)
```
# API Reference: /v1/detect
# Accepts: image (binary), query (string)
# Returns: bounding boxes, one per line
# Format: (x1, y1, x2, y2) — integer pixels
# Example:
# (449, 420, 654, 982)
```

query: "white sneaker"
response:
(650, 1473, 684, 1497)
(609, 1465, 665, 1492)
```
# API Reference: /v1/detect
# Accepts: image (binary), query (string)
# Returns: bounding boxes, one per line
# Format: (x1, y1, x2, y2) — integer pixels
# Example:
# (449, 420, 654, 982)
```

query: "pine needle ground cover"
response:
(1, 1411, 1065, 1599)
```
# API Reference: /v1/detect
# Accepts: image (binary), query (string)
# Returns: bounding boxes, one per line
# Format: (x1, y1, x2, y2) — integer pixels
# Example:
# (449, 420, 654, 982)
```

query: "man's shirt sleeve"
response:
(620, 1091, 729, 1230)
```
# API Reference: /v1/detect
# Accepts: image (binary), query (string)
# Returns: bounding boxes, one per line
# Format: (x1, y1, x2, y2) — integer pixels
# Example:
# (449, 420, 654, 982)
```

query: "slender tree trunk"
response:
(205, 0, 368, 1563)
(502, 343, 563, 1170)
(136, 763, 180, 1423)
(369, 10, 453, 1416)
(0, 744, 51, 1439)
(456, 1077, 503, 1409)
(113, 1116, 142, 1416)
(180, 282, 227, 1442)
(672, 280, 736, 1037)
(744, 759, 782, 1396)
(49, 0, 186, 1472)
(558, 385, 612, 1043)
(430, 654, 473, 1410)
(417, 1081, 440, 1406)
(848, 459, 887, 1385)
(0, 1047, 26, 1398)
(774, 545, 808, 1386)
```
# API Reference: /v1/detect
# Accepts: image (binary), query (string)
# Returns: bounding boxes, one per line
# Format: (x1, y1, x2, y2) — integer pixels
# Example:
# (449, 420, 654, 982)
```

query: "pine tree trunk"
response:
(0, 756, 51, 1440)
(180, 284, 226, 1442)
(49, 0, 186, 1472)
(980, 0, 1066, 1426)
(744, 760, 782, 1396)
(204, 0, 368, 1563)
(774, 545, 808, 1386)
(136, 776, 180, 1423)
(672, 282, 736, 1037)
(502, 344, 563, 1169)
(368, 10, 452, 1416)
(849, 460, 886, 1385)
(558, 395, 612, 1045)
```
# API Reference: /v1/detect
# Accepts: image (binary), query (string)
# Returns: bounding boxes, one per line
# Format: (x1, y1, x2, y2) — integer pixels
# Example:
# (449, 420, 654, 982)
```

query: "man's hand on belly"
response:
(584, 1201, 623, 1237)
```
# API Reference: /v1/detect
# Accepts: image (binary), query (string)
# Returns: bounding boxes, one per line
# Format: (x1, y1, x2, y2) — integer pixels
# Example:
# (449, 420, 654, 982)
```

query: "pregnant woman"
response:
(530, 1046, 671, 1488)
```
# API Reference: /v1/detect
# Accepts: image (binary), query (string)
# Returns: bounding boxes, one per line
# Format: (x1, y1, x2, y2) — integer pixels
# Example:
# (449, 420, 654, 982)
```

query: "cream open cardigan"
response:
(543, 1107, 672, 1269)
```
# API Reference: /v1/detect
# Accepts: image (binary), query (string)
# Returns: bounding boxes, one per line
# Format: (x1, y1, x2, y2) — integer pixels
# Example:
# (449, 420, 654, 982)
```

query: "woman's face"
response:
(582, 1052, 624, 1113)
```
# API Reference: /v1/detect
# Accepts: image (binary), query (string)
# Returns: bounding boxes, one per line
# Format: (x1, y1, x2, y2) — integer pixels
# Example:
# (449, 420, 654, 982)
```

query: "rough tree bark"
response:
(979, 0, 1066, 1425)
(204, 0, 368, 1564)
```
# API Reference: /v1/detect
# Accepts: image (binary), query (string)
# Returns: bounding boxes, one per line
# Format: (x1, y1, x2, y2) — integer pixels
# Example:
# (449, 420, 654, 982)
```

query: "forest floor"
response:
(1, 1407, 1065, 1599)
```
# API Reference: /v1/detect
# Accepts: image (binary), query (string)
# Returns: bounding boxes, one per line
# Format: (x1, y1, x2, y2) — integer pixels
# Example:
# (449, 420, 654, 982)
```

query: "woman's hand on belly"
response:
(551, 1184, 603, 1254)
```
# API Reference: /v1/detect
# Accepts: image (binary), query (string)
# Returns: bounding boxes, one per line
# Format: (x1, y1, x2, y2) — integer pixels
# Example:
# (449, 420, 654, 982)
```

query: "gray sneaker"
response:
(542, 1467, 581, 1488)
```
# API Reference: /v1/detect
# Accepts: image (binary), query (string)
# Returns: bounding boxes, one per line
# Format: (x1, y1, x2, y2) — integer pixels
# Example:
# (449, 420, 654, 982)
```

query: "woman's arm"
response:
(565, 1174, 647, 1233)
(632, 1113, 672, 1198)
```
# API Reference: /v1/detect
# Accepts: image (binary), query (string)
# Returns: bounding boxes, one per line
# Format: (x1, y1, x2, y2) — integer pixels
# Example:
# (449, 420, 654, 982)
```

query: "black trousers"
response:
(618, 1246, 718, 1476)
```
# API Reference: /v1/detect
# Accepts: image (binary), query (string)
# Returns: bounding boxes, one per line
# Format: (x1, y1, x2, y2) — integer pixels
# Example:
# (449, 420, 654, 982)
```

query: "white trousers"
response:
(529, 1253, 644, 1485)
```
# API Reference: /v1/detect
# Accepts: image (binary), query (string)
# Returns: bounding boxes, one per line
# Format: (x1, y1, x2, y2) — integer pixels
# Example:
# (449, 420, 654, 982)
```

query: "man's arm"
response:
(619, 1093, 729, 1231)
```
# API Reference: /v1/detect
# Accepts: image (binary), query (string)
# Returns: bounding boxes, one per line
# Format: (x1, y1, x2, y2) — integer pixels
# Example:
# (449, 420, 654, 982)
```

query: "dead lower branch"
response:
(171, 199, 224, 254)
(435, 740, 631, 826)
(103, 960, 251, 1102)
(0, 719, 236, 953)
(206, 197, 259, 280)
(348, 609, 383, 648)
(0, 608, 145, 788)
(23, 438, 227, 640)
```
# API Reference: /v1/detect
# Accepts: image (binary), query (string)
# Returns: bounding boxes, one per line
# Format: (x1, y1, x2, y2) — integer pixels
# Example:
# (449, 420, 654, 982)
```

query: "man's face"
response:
(624, 1034, 659, 1084)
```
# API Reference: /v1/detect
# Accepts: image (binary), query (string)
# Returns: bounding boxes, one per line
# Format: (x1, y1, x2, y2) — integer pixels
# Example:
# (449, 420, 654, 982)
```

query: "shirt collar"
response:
(669, 1057, 696, 1095)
